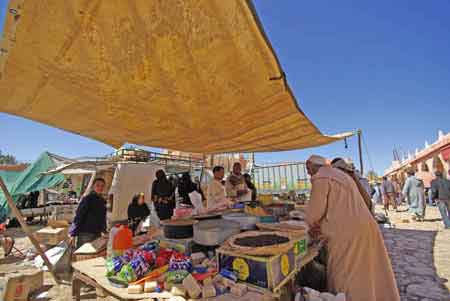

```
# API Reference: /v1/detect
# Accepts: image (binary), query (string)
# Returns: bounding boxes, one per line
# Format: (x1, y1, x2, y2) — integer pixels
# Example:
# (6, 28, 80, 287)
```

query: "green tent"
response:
(0, 152, 66, 222)
(0, 170, 22, 188)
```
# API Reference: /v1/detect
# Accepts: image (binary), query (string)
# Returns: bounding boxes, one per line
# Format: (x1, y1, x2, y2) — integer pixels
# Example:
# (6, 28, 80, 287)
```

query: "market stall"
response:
(66, 194, 327, 301)
(0, 0, 354, 299)
(71, 225, 319, 301)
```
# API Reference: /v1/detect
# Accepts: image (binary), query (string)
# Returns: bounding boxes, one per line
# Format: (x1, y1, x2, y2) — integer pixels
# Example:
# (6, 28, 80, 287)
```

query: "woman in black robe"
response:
(151, 170, 175, 220)
(127, 192, 150, 235)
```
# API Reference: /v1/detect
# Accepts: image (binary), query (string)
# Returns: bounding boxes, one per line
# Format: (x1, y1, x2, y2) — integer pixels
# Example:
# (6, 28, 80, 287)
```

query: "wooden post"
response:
(0, 176, 59, 283)
(82, 171, 97, 198)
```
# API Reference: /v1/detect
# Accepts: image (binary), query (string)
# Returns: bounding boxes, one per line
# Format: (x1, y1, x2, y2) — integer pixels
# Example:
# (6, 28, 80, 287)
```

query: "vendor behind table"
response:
(69, 177, 107, 249)
(151, 169, 175, 221)
(225, 162, 250, 202)
(178, 172, 204, 206)
(127, 192, 150, 236)
(207, 165, 233, 210)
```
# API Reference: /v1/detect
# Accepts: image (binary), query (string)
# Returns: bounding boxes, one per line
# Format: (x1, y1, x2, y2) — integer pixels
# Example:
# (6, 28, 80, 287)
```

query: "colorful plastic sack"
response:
(166, 270, 190, 283)
(169, 253, 192, 272)
(117, 263, 137, 283)
(130, 255, 150, 279)
(106, 256, 125, 277)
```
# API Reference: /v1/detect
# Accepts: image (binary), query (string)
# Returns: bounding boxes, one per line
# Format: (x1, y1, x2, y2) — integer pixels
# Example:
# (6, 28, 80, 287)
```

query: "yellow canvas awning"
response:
(0, 0, 352, 153)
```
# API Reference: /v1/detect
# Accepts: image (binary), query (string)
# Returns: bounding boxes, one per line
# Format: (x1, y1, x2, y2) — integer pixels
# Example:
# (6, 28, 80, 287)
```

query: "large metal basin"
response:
(193, 219, 240, 246)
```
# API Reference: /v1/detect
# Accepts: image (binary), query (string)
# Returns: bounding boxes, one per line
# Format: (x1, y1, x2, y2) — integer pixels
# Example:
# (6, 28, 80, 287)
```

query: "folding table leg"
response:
(72, 275, 81, 301)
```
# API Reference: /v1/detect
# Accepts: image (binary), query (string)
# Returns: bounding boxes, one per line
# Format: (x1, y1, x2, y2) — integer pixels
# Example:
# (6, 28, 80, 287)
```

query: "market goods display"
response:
(107, 224, 133, 257)
(106, 241, 173, 285)
(192, 211, 223, 220)
(217, 244, 296, 290)
(227, 231, 294, 255)
(161, 219, 198, 239)
(244, 205, 268, 216)
(256, 222, 307, 236)
(235, 234, 289, 247)
(193, 219, 240, 246)
(222, 212, 258, 230)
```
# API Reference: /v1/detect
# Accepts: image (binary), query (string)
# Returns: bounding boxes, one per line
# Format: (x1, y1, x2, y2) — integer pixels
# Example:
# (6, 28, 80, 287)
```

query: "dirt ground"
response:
(0, 205, 449, 301)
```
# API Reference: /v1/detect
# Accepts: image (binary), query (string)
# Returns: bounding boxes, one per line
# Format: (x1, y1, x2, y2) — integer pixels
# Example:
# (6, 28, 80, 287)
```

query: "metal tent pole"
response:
(357, 129, 364, 175)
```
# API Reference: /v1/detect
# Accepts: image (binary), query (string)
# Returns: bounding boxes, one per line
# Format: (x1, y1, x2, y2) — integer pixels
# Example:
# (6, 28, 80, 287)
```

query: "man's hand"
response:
(309, 222, 322, 240)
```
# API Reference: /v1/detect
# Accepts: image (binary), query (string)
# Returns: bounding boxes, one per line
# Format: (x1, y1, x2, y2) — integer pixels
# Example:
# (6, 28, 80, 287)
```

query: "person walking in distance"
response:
(431, 170, 450, 229)
(381, 176, 397, 211)
(402, 168, 426, 221)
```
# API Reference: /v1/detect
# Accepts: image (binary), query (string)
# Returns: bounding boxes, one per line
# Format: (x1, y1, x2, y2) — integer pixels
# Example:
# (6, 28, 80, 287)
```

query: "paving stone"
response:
(377, 205, 450, 301)
(406, 283, 448, 300)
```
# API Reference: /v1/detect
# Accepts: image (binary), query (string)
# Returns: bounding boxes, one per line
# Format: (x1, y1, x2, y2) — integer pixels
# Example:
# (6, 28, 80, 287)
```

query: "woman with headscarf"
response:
(177, 172, 201, 206)
(243, 173, 257, 201)
(151, 170, 175, 221)
(128, 192, 150, 236)
(331, 158, 373, 214)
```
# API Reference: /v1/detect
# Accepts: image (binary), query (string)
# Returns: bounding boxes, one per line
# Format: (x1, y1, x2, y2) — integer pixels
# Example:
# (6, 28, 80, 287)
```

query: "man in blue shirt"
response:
(69, 178, 107, 248)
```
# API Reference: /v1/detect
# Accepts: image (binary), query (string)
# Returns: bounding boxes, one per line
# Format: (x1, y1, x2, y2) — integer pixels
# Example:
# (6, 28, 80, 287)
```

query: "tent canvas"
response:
(0, 0, 352, 154)
(108, 162, 160, 222)
(0, 170, 21, 189)
(0, 152, 66, 221)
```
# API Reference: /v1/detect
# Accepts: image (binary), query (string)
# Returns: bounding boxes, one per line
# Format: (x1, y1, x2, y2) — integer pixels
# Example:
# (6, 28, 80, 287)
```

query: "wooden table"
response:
(72, 257, 173, 301)
(71, 246, 320, 301)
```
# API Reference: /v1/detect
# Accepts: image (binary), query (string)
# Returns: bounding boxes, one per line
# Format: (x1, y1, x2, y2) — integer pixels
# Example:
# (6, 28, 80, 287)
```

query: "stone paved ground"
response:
(377, 204, 450, 301)
(1, 206, 449, 300)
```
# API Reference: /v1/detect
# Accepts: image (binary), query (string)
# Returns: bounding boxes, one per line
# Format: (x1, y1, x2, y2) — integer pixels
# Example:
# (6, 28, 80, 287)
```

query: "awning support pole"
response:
(0, 176, 59, 283)
(357, 129, 364, 175)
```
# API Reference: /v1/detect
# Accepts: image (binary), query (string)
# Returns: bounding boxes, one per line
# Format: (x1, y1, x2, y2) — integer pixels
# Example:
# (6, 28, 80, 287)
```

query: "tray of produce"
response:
(256, 221, 307, 236)
(226, 231, 294, 256)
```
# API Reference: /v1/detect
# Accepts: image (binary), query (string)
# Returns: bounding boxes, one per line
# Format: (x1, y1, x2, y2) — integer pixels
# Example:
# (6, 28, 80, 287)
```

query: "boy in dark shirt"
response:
(69, 178, 107, 249)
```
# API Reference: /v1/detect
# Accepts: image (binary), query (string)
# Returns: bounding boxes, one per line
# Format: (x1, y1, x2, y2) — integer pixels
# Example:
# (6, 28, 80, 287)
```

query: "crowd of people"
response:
(370, 168, 450, 228)
(69, 162, 257, 246)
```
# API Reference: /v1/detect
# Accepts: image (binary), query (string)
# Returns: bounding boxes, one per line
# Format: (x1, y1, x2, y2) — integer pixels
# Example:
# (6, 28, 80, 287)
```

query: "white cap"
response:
(331, 158, 353, 172)
(307, 155, 327, 166)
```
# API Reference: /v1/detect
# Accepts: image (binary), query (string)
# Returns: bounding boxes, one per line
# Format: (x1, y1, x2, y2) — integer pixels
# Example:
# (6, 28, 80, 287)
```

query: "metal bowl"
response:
(193, 219, 240, 246)
(222, 212, 258, 230)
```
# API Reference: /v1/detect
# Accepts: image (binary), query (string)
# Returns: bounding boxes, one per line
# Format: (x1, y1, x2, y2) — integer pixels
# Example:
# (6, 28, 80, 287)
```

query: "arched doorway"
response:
(433, 156, 444, 173)
(420, 162, 429, 172)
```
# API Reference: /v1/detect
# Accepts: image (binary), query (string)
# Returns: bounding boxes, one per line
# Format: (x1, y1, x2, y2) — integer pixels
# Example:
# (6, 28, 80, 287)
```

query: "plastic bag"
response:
(296, 260, 327, 292)
(34, 241, 72, 273)
(189, 191, 204, 214)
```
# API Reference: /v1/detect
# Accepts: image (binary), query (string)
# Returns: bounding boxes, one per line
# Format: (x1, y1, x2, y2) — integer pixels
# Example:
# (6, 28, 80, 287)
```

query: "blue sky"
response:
(1, 1, 450, 175)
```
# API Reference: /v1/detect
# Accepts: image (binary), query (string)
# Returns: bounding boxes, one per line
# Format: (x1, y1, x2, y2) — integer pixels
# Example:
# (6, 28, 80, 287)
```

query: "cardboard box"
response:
(35, 226, 68, 245)
(48, 220, 69, 228)
(23, 270, 44, 294)
(217, 246, 296, 291)
(0, 270, 43, 301)
(293, 236, 308, 267)
(156, 236, 194, 254)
